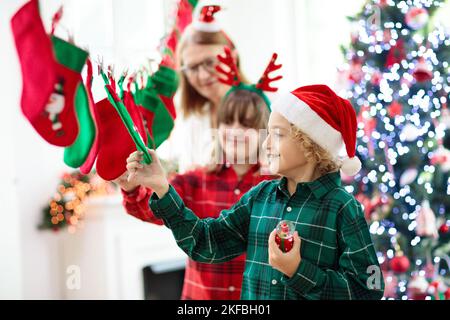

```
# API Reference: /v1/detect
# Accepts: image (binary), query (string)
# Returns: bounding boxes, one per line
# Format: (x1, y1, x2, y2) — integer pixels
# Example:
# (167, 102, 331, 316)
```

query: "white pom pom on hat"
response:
(270, 84, 362, 176)
(340, 156, 362, 176)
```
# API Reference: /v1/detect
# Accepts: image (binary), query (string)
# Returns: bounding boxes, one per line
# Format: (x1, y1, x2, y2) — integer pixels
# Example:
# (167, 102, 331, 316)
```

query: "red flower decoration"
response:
(390, 255, 410, 273)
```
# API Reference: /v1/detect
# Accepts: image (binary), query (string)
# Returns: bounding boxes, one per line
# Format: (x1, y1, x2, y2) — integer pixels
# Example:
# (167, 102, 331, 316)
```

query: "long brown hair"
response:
(207, 89, 270, 173)
(176, 25, 247, 117)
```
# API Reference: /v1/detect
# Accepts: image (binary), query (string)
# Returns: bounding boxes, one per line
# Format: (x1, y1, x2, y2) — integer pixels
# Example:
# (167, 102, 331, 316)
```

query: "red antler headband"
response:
(216, 46, 240, 86)
(215, 46, 282, 110)
(256, 53, 282, 92)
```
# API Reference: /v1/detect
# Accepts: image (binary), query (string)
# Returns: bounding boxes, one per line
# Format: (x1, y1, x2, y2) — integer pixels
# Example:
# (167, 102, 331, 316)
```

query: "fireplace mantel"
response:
(60, 194, 187, 299)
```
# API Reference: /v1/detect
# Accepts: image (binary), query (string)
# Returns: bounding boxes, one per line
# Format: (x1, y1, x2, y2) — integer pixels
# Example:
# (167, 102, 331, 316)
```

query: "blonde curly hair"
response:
(289, 124, 340, 176)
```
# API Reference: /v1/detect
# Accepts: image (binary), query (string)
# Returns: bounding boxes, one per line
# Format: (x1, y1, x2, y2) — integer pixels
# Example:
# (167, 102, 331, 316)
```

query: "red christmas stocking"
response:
(10, 0, 58, 144)
(95, 76, 151, 181)
(95, 98, 134, 181)
(95, 93, 149, 181)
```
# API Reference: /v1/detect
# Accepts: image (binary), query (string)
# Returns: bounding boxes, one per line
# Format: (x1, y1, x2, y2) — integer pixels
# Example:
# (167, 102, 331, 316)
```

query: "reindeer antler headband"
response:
(216, 46, 282, 110)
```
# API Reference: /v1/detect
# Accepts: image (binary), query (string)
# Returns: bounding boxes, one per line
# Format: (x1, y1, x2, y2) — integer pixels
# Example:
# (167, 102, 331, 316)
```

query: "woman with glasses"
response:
(156, 16, 247, 173)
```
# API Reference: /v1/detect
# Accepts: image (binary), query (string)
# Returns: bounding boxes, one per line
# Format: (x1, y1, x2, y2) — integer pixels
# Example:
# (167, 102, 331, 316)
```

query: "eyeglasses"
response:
(180, 57, 217, 77)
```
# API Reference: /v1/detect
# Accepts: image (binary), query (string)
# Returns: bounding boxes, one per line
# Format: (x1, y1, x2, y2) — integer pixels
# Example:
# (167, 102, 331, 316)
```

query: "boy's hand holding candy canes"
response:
(126, 149, 170, 198)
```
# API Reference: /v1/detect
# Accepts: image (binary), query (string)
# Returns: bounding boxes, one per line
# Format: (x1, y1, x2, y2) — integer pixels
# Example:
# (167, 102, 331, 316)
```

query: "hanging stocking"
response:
(95, 69, 151, 181)
(62, 48, 96, 168)
(95, 98, 136, 180)
(79, 59, 100, 174)
(46, 35, 88, 146)
(63, 82, 95, 168)
(10, 0, 59, 144)
(138, 64, 178, 148)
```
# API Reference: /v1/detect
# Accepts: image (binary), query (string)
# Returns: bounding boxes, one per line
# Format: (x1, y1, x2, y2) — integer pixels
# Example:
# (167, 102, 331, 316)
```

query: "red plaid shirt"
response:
(121, 163, 275, 300)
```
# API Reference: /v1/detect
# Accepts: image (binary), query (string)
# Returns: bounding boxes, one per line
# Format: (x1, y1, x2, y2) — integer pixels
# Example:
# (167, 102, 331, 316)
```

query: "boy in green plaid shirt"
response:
(127, 84, 385, 300)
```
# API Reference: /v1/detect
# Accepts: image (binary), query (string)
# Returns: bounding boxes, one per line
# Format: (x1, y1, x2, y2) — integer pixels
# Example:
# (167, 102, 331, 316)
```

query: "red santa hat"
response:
(192, 5, 222, 32)
(270, 84, 362, 176)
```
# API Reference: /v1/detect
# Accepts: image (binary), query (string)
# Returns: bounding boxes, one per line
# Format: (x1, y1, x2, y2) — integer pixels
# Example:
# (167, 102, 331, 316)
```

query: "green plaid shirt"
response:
(150, 171, 384, 300)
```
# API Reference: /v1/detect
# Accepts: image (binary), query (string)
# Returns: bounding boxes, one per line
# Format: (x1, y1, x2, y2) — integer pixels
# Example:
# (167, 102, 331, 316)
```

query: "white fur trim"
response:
(271, 92, 344, 157)
(192, 21, 222, 32)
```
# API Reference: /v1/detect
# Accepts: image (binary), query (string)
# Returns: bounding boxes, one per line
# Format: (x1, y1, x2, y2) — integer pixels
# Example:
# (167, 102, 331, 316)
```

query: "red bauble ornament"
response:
(439, 221, 450, 234)
(413, 58, 433, 83)
(390, 255, 410, 273)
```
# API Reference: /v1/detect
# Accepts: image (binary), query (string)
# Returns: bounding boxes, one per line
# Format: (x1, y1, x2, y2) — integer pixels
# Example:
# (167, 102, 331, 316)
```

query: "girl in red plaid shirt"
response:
(117, 89, 275, 300)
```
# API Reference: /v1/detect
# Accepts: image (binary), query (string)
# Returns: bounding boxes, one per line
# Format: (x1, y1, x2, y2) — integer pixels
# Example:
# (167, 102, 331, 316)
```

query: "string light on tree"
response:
(341, 0, 450, 299)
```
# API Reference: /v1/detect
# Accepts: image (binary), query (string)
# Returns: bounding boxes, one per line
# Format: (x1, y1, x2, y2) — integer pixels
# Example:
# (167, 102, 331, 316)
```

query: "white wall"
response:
(221, 0, 366, 92)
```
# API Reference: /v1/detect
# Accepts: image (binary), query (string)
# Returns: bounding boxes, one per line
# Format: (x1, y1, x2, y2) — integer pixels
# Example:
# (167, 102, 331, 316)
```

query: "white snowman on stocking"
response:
(45, 79, 65, 131)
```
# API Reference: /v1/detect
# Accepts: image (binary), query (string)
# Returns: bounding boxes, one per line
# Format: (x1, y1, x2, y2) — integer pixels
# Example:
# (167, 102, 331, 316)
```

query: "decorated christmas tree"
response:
(340, 0, 450, 299)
